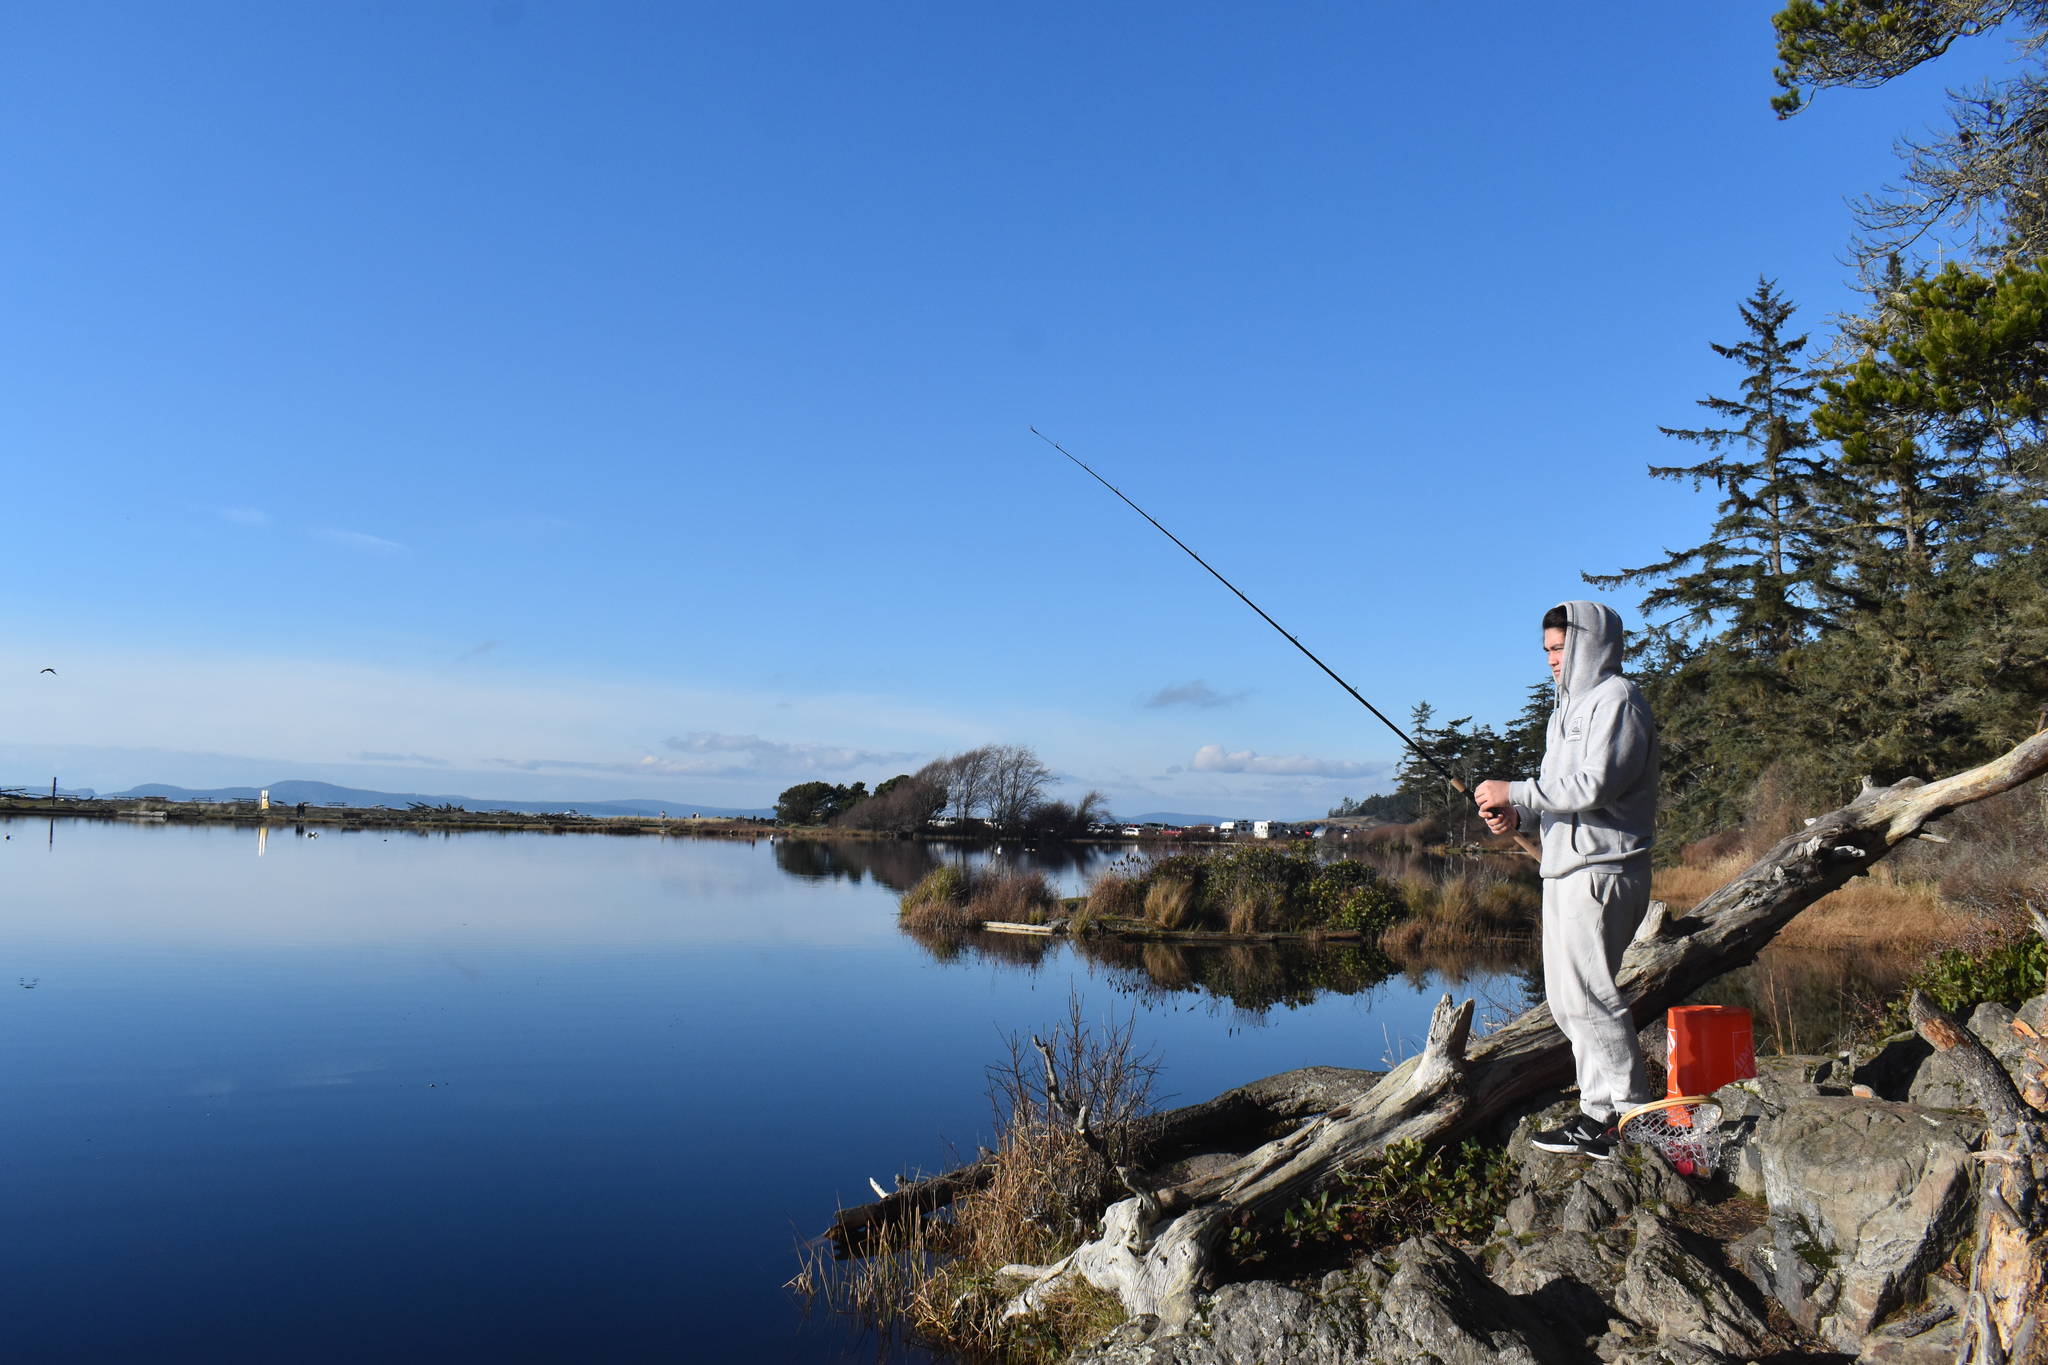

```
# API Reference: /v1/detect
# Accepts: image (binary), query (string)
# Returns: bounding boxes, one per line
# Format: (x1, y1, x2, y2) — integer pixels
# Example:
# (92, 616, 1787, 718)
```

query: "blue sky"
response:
(0, 2, 2012, 816)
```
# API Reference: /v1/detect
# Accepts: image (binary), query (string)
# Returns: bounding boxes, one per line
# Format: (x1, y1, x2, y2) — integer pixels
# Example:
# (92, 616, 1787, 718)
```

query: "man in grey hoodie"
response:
(1473, 600, 1658, 1160)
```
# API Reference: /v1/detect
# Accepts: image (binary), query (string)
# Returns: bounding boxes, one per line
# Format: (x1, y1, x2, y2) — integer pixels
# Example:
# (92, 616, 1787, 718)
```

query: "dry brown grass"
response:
(1085, 870, 1147, 920)
(1143, 875, 1196, 930)
(1662, 774, 2046, 950)
(1224, 896, 1263, 936)
(973, 868, 1058, 923)
(900, 865, 980, 933)
(1379, 864, 1539, 963)
(1652, 854, 1975, 950)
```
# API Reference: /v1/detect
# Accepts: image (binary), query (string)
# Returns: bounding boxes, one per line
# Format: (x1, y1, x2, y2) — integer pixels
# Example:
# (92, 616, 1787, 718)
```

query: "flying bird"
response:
(39, 668, 55, 675)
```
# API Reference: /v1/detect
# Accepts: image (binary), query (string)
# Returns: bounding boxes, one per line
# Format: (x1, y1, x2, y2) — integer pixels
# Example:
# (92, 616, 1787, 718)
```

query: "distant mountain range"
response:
(101, 780, 773, 819)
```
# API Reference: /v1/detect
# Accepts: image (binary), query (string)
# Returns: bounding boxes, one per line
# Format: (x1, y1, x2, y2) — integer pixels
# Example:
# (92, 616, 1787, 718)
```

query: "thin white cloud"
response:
(453, 641, 499, 663)
(661, 731, 919, 775)
(318, 528, 406, 555)
(479, 735, 917, 782)
(356, 751, 450, 767)
(1190, 743, 1375, 778)
(1143, 680, 1248, 709)
(219, 506, 270, 528)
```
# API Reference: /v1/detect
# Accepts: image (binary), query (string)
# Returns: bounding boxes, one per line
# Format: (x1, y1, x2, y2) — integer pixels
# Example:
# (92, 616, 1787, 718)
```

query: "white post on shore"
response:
(259, 788, 270, 812)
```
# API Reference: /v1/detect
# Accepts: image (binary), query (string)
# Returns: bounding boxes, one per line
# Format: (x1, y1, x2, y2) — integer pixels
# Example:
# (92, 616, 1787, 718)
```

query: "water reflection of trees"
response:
(772, 837, 1135, 896)
(772, 838, 942, 893)
(1078, 938, 1400, 1014)
(896, 919, 1405, 1016)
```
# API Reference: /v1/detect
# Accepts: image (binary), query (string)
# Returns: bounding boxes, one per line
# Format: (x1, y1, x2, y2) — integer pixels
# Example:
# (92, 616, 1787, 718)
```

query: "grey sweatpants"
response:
(1542, 863, 1651, 1121)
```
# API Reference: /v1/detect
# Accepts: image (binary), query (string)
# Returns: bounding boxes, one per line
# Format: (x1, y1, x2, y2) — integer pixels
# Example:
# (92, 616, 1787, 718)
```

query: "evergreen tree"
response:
(1499, 679, 1555, 778)
(1818, 258, 2048, 588)
(1770, 0, 2048, 261)
(1585, 279, 1841, 654)
(1327, 792, 1419, 822)
(1392, 703, 1518, 842)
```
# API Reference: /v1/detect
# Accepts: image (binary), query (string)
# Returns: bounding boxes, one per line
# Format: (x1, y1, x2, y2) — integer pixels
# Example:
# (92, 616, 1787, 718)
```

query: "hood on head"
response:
(1555, 599, 1623, 700)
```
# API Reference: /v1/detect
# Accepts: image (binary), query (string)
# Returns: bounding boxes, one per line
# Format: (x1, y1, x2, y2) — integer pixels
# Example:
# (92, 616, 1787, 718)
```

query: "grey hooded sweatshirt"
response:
(1506, 600, 1658, 878)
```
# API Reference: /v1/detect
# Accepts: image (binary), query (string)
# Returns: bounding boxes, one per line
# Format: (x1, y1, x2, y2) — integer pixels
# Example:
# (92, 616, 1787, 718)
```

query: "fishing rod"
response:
(1031, 427, 1541, 858)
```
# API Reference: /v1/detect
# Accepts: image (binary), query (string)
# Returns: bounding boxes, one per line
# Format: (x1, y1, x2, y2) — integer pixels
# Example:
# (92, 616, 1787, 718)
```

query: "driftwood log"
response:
(1002, 728, 2048, 1328)
(826, 1066, 1384, 1253)
(1909, 904, 2048, 1365)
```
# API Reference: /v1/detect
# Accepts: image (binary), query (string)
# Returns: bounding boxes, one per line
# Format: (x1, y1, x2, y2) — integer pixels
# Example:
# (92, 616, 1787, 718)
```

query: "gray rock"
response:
(1193, 1281, 1368, 1365)
(1601, 1339, 1743, 1365)
(2017, 991, 2045, 1036)
(1757, 1096, 1978, 1352)
(1708, 1053, 1845, 1111)
(1144, 1151, 1240, 1187)
(1711, 1055, 1858, 1195)
(1905, 1054, 1978, 1111)
(1727, 1224, 1775, 1294)
(1610, 1210, 1771, 1359)
(1711, 1078, 1779, 1198)
(1485, 1145, 1708, 1350)
(1853, 1031, 1932, 1103)
(1754, 1052, 1844, 1094)
(1353, 1235, 1569, 1365)
(1855, 1273, 1966, 1364)
(1490, 1225, 1630, 1336)
(1072, 1235, 1566, 1365)
(1863, 1003, 2034, 1113)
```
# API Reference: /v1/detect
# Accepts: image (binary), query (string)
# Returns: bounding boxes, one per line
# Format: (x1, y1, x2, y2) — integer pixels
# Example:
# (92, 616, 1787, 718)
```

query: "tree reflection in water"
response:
(772, 837, 1133, 896)
(771, 837, 942, 893)
(896, 918, 1418, 1017)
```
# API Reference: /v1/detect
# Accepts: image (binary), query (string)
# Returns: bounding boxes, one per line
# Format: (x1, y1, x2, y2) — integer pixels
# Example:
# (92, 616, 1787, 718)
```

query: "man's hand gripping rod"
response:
(1033, 427, 1542, 861)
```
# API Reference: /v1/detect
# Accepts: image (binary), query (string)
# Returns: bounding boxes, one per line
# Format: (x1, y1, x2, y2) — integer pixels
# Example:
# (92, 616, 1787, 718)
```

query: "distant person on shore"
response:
(1473, 600, 1659, 1160)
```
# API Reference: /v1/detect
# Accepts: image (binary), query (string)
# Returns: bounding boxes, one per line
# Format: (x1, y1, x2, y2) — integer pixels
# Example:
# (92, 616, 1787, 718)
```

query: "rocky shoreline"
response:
(1064, 991, 2045, 1365)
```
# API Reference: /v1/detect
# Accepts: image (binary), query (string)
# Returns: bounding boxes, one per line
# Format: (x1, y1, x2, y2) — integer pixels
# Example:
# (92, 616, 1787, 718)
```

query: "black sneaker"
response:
(1530, 1112, 1616, 1160)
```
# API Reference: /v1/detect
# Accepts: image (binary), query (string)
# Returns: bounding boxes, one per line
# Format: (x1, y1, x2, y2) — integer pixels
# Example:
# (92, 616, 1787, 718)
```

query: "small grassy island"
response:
(898, 844, 1525, 945)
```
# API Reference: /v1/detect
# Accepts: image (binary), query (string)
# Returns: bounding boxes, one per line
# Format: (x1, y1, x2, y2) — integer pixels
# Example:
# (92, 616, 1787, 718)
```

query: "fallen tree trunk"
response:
(1004, 728, 2048, 1328)
(827, 1065, 1383, 1252)
(1909, 905, 2048, 1365)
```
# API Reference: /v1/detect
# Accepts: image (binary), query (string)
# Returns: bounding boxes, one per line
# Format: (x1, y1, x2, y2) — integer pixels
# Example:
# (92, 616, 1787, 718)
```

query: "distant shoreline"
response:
(0, 795, 782, 837)
(0, 796, 1205, 844)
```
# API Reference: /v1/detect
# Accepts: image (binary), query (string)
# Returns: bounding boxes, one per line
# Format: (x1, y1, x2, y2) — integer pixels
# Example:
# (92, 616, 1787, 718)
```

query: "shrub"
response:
(1308, 859, 1406, 934)
(1230, 1138, 1517, 1268)
(1892, 924, 2046, 1027)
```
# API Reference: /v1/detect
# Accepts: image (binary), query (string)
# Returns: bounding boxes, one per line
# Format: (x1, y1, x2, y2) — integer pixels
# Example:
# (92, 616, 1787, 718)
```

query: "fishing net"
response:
(1617, 1096, 1725, 1178)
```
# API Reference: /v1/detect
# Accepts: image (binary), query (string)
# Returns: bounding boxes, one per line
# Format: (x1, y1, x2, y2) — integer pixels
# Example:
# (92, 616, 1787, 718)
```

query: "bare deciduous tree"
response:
(984, 744, 1055, 830)
(933, 746, 996, 823)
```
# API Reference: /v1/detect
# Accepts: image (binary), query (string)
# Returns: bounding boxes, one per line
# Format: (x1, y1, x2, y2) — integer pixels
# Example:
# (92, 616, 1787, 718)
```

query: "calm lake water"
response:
(2, 818, 1527, 1363)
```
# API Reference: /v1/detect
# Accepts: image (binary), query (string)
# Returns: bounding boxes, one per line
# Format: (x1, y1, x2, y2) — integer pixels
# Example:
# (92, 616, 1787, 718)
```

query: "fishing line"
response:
(1032, 427, 1540, 856)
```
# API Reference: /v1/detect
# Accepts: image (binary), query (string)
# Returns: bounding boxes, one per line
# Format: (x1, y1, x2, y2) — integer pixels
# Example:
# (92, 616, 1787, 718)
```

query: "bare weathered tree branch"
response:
(1910, 974, 2047, 1364)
